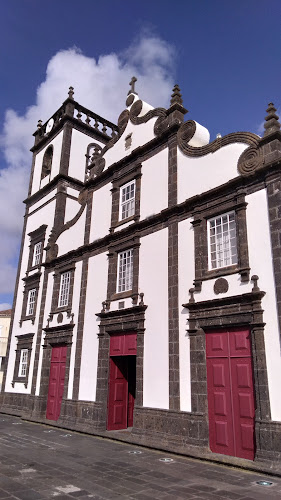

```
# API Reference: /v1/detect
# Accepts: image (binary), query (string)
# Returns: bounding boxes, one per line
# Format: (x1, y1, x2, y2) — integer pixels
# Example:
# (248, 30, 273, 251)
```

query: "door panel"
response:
(231, 357, 255, 459)
(206, 330, 255, 461)
(107, 357, 128, 430)
(46, 346, 67, 421)
(206, 332, 229, 357)
(207, 358, 235, 456)
(229, 329, 251, 357)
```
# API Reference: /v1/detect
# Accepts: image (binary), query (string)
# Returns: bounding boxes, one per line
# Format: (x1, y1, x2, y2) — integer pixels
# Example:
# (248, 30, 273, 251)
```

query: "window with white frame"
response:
(117, 249, 133, 293)
(32, 241, 42, 267)
(119, 180, 135, 220)
(18, 349, 28, 377)
(58, 271, 71, 307)
(207, 211, 238, 270)
(26, 289, 36, 316)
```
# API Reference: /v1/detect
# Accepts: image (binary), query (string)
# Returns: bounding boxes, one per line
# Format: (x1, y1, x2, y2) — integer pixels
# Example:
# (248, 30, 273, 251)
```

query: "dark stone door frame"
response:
(183, 282, 271, 459)
(95, 304, 147, 430)
(34, 324, 74, 419)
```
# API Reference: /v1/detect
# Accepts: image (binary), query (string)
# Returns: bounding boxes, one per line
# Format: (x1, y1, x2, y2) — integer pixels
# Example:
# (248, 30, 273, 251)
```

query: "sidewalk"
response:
(0, 414, 281, 499)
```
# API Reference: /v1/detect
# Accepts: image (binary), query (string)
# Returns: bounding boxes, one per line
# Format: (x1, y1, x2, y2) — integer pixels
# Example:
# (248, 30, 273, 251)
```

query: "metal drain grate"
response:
(256, 480, 274, 487)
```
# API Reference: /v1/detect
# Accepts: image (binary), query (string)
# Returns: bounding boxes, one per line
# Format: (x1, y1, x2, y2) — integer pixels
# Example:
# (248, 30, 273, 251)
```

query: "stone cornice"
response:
(24, 173, 84, 206)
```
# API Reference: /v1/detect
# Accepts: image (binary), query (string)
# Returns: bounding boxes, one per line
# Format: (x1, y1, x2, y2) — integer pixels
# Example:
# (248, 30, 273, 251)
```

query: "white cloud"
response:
(0, 303, 12, 312)
(0, 35, 176, 297)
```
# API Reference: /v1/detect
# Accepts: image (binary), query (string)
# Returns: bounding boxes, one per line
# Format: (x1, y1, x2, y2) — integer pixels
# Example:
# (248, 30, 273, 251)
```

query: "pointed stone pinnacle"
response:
(263, 102, 280, 137)
(170, 84, 183, 107)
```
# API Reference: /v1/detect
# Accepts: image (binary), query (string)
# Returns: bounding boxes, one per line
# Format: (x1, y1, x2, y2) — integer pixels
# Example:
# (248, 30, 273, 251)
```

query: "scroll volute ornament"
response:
(177, 120, 196, 149)
(237, 145, 264, 176)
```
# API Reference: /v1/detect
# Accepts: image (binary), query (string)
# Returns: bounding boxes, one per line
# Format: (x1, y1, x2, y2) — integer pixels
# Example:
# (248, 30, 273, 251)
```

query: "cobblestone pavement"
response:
(0, 415, 281, 500)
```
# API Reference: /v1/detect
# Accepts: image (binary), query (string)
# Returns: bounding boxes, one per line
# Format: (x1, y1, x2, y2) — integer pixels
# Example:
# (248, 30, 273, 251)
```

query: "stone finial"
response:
(263, 102, 280, 137)
(68, 86, 74, 99)
(251, 275, 260, 292)
(37, 119, 43, 129)
(189, 288, 195, 304)
(128, 76, 138, 95)
(170, 84, 183, 107)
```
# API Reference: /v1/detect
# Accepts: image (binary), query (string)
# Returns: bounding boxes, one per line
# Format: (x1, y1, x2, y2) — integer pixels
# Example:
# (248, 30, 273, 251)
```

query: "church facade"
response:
(1, 80, 281, 469)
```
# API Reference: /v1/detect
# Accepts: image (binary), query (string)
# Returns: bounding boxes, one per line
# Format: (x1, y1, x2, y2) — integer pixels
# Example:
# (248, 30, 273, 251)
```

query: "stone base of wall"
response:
(1, 393, 281, 475)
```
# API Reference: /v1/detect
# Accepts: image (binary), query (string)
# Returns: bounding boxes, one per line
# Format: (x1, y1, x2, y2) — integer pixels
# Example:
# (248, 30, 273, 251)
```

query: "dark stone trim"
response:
(168, 135, 178, 207)
(19, 272, 41, 326)
(72, 258, 89, 400)
(36, 325, 73, 419)
(11, 333, 34, 388)
(44, 166, 278, 271)
(192, 193, 250, 291)
(26, 225, 47, 272)
(183, 289, 271, 456)
(24, 174, 84, 207)
(31, 270, 50, 395)
(95, 305, 147, 428)
(31, 104, 116, 153)
(50, 262, 76, 315)
(168, 220, 180, 410)
(106, 237, 140, 304)
(28, 152, 37, 198)
(59, 123, 72, 177)
(84, 191, 93, 245)
(110, 163, 141, 232)
(266, 172, 281, 339)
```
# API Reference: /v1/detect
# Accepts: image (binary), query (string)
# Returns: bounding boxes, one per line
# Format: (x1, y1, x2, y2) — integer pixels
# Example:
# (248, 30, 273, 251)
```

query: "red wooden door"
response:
(206, 329, 255, 460)
(107, 333, 137, 431)
(107, 357, 128, 430)
(46, 346, 67, 421)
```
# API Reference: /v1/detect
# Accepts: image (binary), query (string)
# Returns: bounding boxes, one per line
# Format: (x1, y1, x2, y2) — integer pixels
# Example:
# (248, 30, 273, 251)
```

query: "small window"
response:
(26, 289, 36, 316)
(119, 180, 135, 221)
(207, 211, 238, 270)
(18, 349, 28, 377)
(58, 271, 71, 308)
(41, 146, 53, 179)
(32, 242, 42, 267)
(117, 249, 133, 293)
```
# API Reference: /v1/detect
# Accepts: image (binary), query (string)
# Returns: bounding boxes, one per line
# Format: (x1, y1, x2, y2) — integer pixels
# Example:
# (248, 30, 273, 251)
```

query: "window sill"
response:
(110, 214, 139, 233)
(19, 316, 35, 326)
(11, 378, 28, 388)
(194, 266, 250, 291)
(111, 290, 133, 301)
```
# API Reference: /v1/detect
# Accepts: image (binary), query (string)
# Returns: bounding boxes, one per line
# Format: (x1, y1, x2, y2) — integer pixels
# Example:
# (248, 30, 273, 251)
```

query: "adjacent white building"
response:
(1, 82, 281, 468)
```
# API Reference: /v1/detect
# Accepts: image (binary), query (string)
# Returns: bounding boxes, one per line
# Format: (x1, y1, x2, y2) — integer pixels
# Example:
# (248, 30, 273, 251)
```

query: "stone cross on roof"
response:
(128, 76, 138, 95)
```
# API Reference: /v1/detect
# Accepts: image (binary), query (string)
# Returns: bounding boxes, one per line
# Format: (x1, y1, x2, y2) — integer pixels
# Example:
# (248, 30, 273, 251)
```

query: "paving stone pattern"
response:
(0, 415, 281, 499)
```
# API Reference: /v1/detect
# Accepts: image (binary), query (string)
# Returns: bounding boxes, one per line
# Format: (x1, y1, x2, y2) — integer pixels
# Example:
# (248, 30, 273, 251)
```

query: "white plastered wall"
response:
(36, 271, 53, 395)
(68, 128, 104, 182)
(67, 260, 83, 399)
(246, 189, 281, 421)
(139, 229, 169, 409)
(78, 252, 108, 401)
(90, 184, 112, 242)
(177, 144, 248, 204)
(140, 148, 168, 220)
(56, 210, 86, 257)
(178, 219, 194, 411)
(104, 110, 157, 169)
(31, 132, 63, 195)
(64, 197, 80, 224)
(5, 200, 56, 393)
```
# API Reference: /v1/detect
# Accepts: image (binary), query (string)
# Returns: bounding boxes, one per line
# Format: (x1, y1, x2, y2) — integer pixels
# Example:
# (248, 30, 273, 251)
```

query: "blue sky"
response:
(0, 0, 281, 309)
